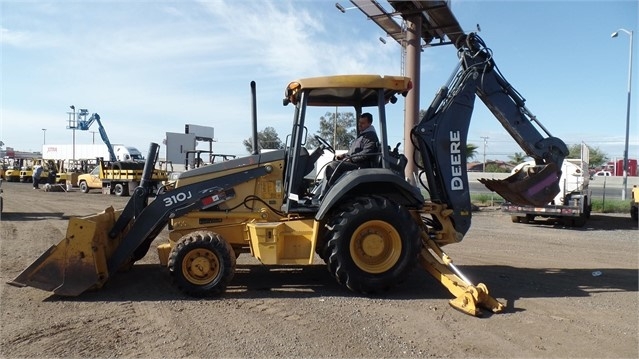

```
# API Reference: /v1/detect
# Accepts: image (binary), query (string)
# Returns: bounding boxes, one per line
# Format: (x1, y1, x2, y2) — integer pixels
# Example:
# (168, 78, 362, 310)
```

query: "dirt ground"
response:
(0, 181, 637, 359)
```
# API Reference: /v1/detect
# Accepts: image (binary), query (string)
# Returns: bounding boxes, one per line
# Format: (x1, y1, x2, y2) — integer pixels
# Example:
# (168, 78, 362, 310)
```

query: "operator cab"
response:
(280, 75, 412, 214)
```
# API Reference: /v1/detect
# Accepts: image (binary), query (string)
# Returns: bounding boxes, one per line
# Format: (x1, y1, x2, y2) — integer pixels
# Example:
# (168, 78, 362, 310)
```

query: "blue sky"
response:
(1, 0, 637, 163)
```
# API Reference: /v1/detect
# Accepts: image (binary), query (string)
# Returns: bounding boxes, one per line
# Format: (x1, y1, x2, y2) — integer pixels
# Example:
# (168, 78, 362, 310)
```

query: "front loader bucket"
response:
(478, 163, 561, 206)
(8, 207, 123, 296)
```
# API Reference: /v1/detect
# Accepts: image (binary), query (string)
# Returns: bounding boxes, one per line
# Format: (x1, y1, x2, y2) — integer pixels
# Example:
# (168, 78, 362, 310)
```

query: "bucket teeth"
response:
(478, 163, 561, 206)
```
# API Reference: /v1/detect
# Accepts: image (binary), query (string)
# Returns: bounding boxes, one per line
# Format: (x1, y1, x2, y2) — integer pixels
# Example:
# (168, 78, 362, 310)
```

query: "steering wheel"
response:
(314, 135, 335, 154)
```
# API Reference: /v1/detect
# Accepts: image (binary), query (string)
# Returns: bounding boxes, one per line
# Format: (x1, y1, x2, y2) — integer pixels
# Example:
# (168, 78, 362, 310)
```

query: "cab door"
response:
(88, 167, 102, 188)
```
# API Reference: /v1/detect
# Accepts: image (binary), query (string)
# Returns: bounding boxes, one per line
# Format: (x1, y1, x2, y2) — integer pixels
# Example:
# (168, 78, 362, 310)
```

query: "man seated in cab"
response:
(323, 112, 379, 190)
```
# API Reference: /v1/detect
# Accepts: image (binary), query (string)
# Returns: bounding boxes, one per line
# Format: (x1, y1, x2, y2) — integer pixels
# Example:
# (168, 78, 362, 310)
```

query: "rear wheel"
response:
(79, 181, 89, 193)
(168, 231, 236, 297)
(324, 195, 420, 294)
(114, 183, 127, 196)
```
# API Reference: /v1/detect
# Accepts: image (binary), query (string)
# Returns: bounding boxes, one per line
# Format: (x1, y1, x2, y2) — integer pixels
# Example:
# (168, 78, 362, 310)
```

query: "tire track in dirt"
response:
(2, 301, 140, 358)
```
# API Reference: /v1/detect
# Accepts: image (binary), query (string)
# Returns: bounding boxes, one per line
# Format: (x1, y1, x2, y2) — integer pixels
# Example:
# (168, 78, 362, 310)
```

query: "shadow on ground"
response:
(23, 262, 635, 318)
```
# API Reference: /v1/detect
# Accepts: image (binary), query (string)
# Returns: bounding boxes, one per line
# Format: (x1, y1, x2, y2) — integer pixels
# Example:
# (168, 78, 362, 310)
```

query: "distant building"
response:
(602, 159, 638, 176)
(0, 147, 42, 159)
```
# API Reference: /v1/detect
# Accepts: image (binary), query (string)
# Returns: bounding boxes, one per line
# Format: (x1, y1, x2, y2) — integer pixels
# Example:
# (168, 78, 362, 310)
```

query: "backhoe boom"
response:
(412, 33, 568, 240)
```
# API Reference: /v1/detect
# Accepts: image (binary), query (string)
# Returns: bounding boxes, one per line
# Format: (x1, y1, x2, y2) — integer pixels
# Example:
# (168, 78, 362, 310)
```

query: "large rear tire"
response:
(324, 195, 420, 294)
(168, 231, 236, 297)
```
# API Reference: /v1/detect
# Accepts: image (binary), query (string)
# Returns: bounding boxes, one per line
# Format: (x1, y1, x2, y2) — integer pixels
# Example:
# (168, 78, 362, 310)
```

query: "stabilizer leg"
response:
(418, 240, 504, 316)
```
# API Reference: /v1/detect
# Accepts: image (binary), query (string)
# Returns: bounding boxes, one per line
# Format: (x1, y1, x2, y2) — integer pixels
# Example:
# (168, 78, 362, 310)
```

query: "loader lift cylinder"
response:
(139, 142, 160, 194)
(108, 143, 159, 239)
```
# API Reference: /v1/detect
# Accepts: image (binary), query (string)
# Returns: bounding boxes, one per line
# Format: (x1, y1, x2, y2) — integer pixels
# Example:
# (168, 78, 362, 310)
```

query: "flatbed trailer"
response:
(503, 197, 590, 227)
(78, 159, 168, 196)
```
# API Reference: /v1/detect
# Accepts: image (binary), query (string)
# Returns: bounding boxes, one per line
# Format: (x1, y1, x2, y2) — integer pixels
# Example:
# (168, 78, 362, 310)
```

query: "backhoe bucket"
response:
(478, 163, 561, 206)
(9, 207, 123, 296)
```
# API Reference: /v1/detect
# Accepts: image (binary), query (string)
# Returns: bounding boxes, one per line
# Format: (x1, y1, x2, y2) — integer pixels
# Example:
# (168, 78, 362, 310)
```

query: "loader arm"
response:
(412, 32, 568, 240)
(106, 166, 269, 276)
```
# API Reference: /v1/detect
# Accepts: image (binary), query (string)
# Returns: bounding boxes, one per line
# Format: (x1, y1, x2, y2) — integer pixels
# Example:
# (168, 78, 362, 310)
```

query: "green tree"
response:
(567, 143, 607, 168)
(466, 143, 478, 160)
(243, 126, 284, 153)
(306, 112, 356, 150)
(508, 152, 529, 164)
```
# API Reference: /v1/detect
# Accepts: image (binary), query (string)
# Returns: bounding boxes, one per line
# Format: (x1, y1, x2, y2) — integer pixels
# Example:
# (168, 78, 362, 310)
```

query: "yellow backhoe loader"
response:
(11, 33, 567, 317)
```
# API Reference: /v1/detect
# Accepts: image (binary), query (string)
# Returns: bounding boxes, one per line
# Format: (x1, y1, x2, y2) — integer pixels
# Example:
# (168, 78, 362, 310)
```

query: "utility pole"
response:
(90, 131, 97, 144)
(481, 136, 489, 172)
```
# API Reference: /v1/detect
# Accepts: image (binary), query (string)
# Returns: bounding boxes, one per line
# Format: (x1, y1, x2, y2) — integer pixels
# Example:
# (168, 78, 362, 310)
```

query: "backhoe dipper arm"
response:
(412, 33, 568, 240)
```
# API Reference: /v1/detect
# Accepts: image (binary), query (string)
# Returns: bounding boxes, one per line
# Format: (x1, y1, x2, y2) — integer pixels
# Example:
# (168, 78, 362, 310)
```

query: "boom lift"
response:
(11, 33, 566, 317)
(75, 110, 117, 162)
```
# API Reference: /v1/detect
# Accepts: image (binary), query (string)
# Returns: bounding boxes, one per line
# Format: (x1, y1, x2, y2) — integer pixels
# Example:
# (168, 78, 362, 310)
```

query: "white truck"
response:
(502, 143, 591, 227)
(42, 144, 144, 164)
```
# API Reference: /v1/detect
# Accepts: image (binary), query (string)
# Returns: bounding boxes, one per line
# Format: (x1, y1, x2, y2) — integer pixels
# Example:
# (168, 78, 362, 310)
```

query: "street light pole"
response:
(481, 136, 489, 172)
(42, 128, 46, 145)
(611, 28, 634, 201)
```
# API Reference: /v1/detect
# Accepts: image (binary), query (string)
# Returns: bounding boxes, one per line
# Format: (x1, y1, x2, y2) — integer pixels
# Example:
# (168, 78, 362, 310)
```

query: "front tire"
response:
(324, 195, 421, 294)
(168, 231, 236, 297)
(79, 181, 89, 193)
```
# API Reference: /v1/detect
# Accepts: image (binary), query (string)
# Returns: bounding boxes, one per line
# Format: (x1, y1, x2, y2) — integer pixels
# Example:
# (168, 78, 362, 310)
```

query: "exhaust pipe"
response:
(251, 81, 259, 155)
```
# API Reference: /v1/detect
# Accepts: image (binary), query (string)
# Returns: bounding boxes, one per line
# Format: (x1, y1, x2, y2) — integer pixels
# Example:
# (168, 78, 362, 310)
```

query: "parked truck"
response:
(502, 143, 591, 227)
(77, 157, 168, 196)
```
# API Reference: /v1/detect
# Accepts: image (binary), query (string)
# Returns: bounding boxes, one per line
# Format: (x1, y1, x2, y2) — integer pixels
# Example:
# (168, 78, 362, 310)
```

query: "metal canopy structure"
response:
(350, 0, 464, 47)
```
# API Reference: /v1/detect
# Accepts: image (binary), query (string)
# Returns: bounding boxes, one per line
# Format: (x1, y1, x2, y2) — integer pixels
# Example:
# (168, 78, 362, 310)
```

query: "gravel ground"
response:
(1, 181, 637, 358)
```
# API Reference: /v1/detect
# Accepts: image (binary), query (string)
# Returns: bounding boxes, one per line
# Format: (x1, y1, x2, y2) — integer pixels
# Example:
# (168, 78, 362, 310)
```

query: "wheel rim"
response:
(182, 248, 220, 285)
(349, 220, 402, 274)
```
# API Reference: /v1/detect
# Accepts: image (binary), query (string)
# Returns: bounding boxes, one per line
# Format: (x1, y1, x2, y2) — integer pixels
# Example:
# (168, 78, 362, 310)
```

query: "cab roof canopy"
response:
(284, 74, 411, 107)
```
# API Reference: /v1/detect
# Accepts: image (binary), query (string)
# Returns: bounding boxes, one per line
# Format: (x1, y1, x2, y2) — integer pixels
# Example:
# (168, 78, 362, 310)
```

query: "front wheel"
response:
(79, 181, 89, 193)
(168, 231, 236, 297)
(324, 195, 421, 294)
